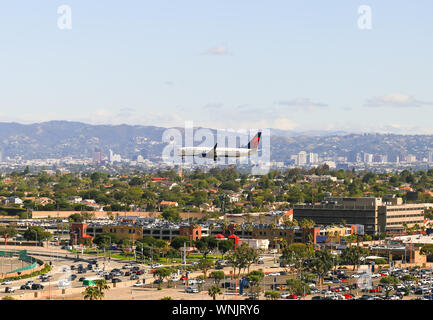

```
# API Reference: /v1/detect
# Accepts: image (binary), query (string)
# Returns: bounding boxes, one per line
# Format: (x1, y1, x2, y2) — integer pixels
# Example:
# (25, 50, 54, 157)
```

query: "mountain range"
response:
(0, 121, 432, 162)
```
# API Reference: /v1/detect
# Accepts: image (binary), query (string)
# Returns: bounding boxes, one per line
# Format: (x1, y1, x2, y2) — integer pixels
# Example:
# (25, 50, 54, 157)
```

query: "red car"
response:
(287, 294, 298, 299)
(180, 275, 188, 281)
(344, 294, 353, 300)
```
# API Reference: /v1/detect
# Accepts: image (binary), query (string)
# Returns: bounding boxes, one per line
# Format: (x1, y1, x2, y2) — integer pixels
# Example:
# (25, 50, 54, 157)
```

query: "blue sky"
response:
(0, 0, 432, 133)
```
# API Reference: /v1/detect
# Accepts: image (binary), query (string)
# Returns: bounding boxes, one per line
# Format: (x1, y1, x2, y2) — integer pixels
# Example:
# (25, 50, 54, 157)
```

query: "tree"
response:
(82, 286, 102, 300)
(153, 267, 172, 289)
(380, 276, 399, 297)
(161, 207, 181, 222)
(68, 213, 84, 223)
(341, 246, 370, 271)
(218, 240, 234, 259)
(226, 243, 258, 278)
(23, 226, 51, 241)
(197, 259, 214, 279)
(264, 291, 281, 300)
(0, 226, 18, 239)
(170, 236, 190, 250)
(194, 237, 217, 259)
(208, 285, 223, 300)
(161, 296, 173, 300)
(307, 250, 334, 285)
(246, 270, 265, 297)
(94, 279, 110, 299)
(280, 243, 313, 277)
(286, 278, 311, 299)
(209, 271, 225, 285)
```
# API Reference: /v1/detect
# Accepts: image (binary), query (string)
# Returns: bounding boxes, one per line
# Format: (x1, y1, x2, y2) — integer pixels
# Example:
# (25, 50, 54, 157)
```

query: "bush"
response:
(375, 258, 388, 264)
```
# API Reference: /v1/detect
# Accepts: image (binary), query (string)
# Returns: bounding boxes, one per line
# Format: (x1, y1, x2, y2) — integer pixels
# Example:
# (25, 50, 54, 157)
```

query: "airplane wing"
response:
(202, 143, 217, 161)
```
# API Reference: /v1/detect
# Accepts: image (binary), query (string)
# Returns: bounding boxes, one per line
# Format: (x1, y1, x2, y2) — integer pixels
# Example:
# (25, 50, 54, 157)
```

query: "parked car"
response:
(5, 287, 15, 293)
(112, 278, 122, 283)
(287, 294, 298, 299)
(281, 292, 291, 299)
(133, 280, 143, 287)
(130, 275, 139, 280)
(20, 285, 31, 290)
(267, 272, 280, 277)
(2, 280, 12, 285)
(185, 286, 199, 293)
(31, 284, 44, 290)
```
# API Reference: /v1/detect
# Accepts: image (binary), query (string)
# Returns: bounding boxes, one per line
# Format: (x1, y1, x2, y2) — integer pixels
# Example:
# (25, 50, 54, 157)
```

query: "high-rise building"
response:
(407, 154, 417, 163)
(93, 148, 102, 164)
(363, 153, 373, 163)
(109, 149, 122, 163)
(308, 153, 319, 164)
(298, 151, 307, 165)
(428, 150, 433, 163)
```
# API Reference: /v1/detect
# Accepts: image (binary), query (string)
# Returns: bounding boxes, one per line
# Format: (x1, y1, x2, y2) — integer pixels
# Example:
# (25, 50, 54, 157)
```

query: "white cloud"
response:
(277, 98, 328, 110)
(365, 93, 433, 108)
(203, 45, 231, 55)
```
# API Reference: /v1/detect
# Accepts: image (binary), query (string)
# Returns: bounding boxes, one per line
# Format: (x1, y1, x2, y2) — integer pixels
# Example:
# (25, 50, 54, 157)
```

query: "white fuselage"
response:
(177, 147, 256, 158)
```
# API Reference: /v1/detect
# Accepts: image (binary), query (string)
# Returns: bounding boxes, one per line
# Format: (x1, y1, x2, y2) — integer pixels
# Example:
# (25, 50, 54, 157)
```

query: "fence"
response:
(0, 249, 41, 274)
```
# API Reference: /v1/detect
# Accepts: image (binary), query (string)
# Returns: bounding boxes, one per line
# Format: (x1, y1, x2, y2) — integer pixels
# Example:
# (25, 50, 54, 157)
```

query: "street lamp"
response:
(103, 235, 112, 266)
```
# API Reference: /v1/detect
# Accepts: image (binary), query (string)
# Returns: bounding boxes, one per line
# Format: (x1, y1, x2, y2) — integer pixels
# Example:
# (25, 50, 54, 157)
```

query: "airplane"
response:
(177, 132, 262, 161)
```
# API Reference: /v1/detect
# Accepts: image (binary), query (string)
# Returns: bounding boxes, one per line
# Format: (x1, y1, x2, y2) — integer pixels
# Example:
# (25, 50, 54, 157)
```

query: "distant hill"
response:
(0, 121, 432, 162)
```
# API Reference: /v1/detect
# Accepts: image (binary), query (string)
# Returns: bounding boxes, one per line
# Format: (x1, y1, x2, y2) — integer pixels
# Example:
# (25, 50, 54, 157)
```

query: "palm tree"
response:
(82, 286, 101, 300)
(94, 279, 110, 299)
(221, 219, 230, 235)
(208, 223, 215, 236)
(208, 285, 222, 300)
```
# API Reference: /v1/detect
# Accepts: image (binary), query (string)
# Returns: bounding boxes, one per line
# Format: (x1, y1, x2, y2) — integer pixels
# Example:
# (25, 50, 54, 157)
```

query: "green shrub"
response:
(375, 258, 387, 264)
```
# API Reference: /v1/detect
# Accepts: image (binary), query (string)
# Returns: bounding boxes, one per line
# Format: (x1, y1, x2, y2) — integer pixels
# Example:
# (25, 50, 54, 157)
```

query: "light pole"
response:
(31, 229, 38, 245)
(103, 235, 111, 266)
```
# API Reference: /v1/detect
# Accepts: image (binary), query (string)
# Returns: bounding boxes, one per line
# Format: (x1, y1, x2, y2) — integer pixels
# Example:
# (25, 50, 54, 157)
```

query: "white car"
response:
(123, 264, 134, 269)
(2, 280, 12, 285)
(185, 286, 199, 293)
(133, 281, 143, 287)
(371, 273, 381, 278)
(170, 277, 180, 282)
(188, 279, 204, 285)
(281, 292, 291, 299)
(151, 264, 163, 268)
(267, 272, 280, 277)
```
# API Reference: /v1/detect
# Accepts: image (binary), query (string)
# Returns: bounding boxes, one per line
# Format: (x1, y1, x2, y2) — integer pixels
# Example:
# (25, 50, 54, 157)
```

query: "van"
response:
(83, 279, 96, 287)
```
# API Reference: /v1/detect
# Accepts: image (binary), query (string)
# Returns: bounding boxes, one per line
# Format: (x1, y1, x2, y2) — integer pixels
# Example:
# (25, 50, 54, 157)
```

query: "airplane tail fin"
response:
(245, 132, 262, 150)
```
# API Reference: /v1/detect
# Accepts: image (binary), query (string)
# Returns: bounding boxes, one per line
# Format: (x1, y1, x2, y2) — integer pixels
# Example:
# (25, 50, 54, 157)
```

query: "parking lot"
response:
(3, 246, 433, 301)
